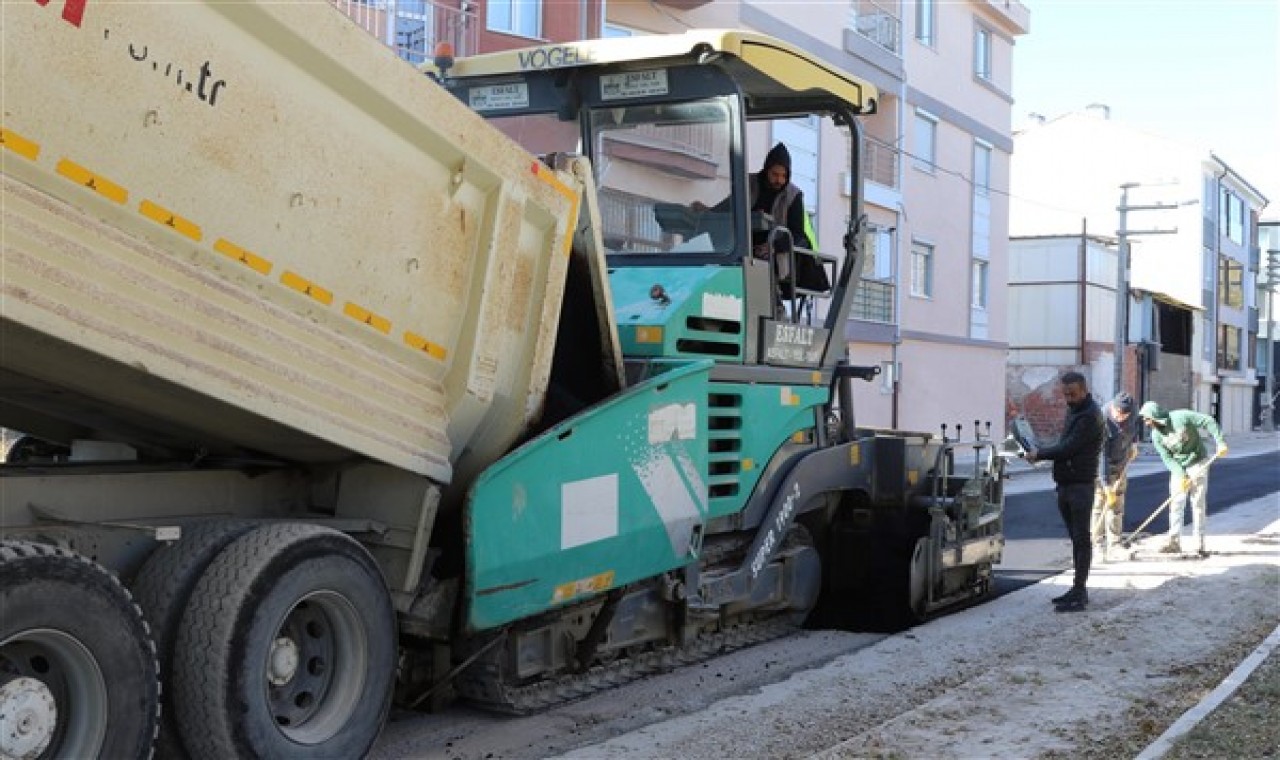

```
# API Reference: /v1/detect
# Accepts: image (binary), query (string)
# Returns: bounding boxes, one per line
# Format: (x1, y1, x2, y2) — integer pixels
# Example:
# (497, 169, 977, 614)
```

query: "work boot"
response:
(1050, 588, 1075, 604)
(1054, 587, 1088, 612)
(1158, 537, 1181, 554)
(1093, 544, 1107, 564)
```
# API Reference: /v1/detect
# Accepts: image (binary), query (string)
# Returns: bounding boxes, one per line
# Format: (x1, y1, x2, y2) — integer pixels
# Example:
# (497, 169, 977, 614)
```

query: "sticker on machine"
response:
(560, 474, 619, 549)
(649, 403, 696, 444)
(701, 292, 742, 322)
(601, 69, 669, 101)
(468, 82, 530, 110)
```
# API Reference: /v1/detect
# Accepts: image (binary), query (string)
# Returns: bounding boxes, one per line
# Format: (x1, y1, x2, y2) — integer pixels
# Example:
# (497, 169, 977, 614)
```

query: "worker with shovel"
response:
(1092, 392, 1139, 562)
(1137, 402, 1228, 557)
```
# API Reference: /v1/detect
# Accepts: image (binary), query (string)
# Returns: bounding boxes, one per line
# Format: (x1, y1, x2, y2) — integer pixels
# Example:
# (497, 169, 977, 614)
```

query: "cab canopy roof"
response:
(432, 29, 878, 116)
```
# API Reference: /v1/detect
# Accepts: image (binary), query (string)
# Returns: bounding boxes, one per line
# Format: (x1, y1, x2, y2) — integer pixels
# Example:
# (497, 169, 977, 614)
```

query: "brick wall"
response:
(1006, 363, 1097, 445)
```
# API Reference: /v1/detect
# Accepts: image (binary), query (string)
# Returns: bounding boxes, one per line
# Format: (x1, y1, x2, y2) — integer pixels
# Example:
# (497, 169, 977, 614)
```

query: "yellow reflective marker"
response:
(850, 445, 861, 466)
(213, 238, 272, 275)
(530, 160, 580, 257)
(139, 200, 201, 241)
(552, 570, 615, 604)
(404, 332, 448, 361)
(343, 302, 391, 334)
(780, 387, 800, 406)
(1, 128, 40, 161)
(742, 458, 755, 471)
(57, 159, 127, 204)
(636, 326, 664, 344)
(280, 271, 334, 305)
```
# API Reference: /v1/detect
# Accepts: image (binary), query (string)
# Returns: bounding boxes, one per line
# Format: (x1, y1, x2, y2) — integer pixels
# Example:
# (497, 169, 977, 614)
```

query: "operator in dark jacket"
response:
(1027, 371, 1105, 611)
(1091, 392, 1139, 561)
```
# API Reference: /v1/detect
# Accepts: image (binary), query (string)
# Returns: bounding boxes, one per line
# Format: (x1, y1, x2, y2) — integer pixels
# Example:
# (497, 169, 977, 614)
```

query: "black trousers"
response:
(1056, 482, 1094, 590)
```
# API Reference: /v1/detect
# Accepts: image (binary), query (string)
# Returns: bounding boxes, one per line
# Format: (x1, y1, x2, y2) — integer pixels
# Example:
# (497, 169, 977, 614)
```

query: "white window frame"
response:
(971, 259, 989, 309)
(487, 0, 541, 38)
(911, 240, 934, 298)
(913, 110, 937, 173)
(915, 0, 935, 46)
(974, 25, 992, 81)
(973, 141, 992, 197)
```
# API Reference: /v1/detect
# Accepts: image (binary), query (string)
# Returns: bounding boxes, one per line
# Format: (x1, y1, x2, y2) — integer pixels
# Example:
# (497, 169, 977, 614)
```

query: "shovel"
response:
(1118, 493, 1174, 549)
(1117, 450, 1223, 550)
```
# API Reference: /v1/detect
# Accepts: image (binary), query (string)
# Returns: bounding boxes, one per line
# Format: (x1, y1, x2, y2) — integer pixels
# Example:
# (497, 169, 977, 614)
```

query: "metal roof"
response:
(429, 29, 878, 114)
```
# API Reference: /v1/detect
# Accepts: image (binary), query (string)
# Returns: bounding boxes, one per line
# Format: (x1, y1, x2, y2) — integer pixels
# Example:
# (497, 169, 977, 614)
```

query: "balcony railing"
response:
(333, 0, 478, 63)
(851, 279, 895, 323)
(848, 0, 901, 56)
(863, 135, 899, 190)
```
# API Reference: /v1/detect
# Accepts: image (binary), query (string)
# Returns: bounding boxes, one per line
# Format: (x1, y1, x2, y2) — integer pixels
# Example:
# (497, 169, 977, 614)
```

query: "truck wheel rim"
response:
(1, 630, 108, 759)
(264, 591, 366, 744)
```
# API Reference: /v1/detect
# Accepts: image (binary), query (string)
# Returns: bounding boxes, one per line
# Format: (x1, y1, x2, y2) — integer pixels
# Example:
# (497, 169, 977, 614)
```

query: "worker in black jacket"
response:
(1027, 371, 1105, 611)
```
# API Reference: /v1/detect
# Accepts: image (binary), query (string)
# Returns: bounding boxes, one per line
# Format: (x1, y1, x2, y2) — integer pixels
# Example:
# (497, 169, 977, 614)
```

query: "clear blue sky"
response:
(1013, 1, 1280, 216)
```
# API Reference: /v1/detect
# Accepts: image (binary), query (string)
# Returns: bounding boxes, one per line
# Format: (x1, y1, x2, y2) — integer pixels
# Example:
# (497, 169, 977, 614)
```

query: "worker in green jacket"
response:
(1137, 402, 1228, 556)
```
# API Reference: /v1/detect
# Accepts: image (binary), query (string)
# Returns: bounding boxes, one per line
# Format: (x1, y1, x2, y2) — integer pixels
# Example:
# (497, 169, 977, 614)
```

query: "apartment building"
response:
(603, 0, 1028, 437)
(1011, 110, 1270, 434)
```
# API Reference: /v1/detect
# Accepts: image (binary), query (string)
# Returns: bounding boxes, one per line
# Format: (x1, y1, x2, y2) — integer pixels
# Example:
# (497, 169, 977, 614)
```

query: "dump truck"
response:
(0, 4, 1007, 758)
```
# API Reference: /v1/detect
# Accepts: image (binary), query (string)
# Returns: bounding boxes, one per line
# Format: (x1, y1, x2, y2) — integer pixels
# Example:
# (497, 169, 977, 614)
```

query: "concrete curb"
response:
(1135, 621, 1280, 760)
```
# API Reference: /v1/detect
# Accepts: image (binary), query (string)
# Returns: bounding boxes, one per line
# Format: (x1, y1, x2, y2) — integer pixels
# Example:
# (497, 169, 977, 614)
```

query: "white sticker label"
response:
(561, 474, 619, 550)
(468, 83, 530, 110)
(649, 403, 697, 444)
(600, 69, 669, 101)
(701, 293, 742, 322)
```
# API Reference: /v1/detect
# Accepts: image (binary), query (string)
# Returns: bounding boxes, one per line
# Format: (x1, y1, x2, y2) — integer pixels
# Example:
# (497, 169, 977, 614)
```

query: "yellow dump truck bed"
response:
(1, 2, 579, 482)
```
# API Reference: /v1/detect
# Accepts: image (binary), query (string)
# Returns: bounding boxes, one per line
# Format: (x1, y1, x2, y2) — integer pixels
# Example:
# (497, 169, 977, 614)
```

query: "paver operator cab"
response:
(2, 7, 1006, 759)
(432, 30, 869, 375)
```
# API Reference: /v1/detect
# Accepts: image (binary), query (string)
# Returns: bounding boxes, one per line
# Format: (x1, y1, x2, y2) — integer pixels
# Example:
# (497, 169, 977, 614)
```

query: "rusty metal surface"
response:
(1, 3, 578, 482)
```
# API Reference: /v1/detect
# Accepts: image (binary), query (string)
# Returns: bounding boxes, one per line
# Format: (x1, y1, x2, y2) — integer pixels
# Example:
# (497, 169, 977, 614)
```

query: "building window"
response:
(852, 225, 896, 323)
(1218, 256, 1244, 309)
(973, 142, 991, 197)
(974, 26, 992, 81)
(1216, 324, 1241, 371)
(1219, 187, 1245, 245)
(487, 0, 541, 38)
(971, 259, 988, 308)
(911, 240, 934, 297)
(915, 0, 935, 46)
(913, 110, 937, 173)
(602, 23, 635, 38)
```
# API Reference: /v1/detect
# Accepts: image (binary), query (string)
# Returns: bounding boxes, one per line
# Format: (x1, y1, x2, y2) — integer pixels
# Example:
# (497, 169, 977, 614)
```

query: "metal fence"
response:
(331, 0, 478, 63)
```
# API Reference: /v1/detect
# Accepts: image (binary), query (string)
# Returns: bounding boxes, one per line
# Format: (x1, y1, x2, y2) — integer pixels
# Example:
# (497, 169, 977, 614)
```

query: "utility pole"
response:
(1114, 183, 1183, 400)
(1263, 248, 1280, 432)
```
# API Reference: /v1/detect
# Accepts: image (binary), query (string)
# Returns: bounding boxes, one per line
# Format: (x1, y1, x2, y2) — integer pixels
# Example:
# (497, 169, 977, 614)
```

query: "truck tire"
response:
(172, 523, 396, 759)
(131, 519, 256, 757)
(0, 540, 160, 760)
